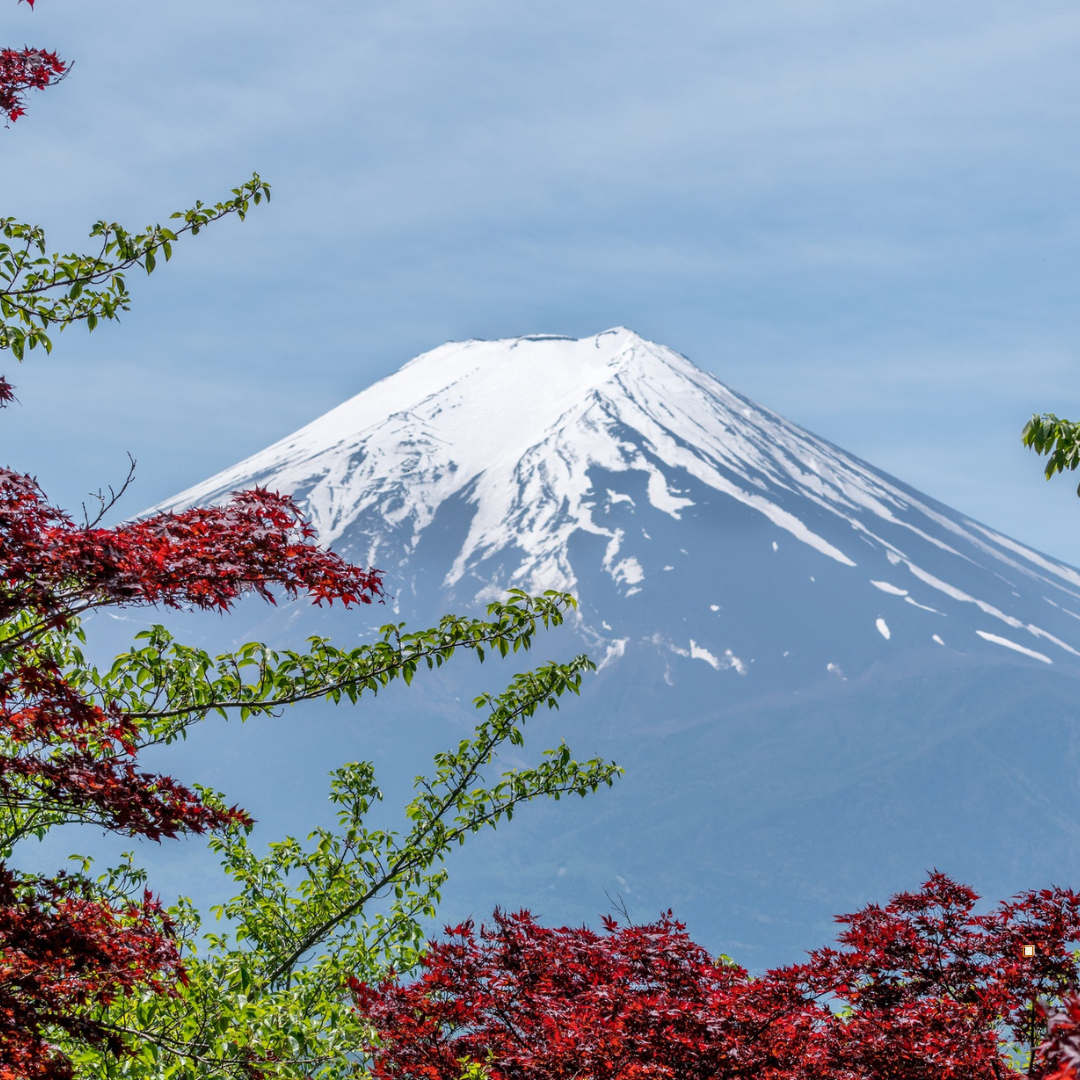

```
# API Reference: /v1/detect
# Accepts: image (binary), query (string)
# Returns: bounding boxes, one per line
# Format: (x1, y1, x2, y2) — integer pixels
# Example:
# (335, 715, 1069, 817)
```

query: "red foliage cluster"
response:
(2, 647, 248, 843)
(1, 468, 383, 624)
(802, 873, 1080, 1077)
(354, 874, 1080, 1079)
(2, 2, 67, 123)
(353, 907, 823, 1079)
(1043, 998, 1080, 1080)
(1, 465, 382, 835)
(1, 463, 383, 838)
(0, 464, 382, 1073)
(0, 870, 183, 1080)
(0, 46, 65, 122)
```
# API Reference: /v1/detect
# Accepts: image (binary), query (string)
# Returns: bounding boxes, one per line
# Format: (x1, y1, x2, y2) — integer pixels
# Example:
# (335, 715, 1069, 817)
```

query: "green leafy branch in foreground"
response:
(0, 591, 586, 858)
(89, 588, 579, 733)
(45, 592, 619, 1078)
(0, 173, 270, 359)
(1022, 412, 1080, 495)
(66, 655, 617, 1078)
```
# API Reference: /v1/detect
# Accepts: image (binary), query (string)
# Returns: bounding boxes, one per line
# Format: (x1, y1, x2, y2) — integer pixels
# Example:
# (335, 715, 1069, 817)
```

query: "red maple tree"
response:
(353, 874, 1080, 1080)
(803, 872, 1080, 1078)
(0, 377, 383, 1075)
(353, 908, 821, 1079)
(0, 7, 387, 1070)
(0, 869, 184, 1080)
(1, 1, 66, 123)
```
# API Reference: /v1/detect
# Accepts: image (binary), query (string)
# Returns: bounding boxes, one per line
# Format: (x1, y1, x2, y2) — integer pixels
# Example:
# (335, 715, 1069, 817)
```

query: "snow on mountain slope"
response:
(155, 327, 1080, 676)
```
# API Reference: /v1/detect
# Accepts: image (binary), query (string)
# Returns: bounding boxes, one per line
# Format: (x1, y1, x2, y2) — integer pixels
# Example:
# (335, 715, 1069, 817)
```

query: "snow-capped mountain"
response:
(159, 327, 1080, 681)
(149, 329, 1080, 965)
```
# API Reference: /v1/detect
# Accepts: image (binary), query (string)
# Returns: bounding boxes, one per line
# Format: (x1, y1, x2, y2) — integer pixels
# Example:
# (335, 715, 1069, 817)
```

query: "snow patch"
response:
(876, 618, 891, 640)
(646, 471, 695, 518)
(901, 559, 1080, 657)
(933, 634, 945, 646)
(969, 523, 1080, 593)
(662, 636, 746, 675)
(904, 596, 942, 614)
(682, 646, 750, 675)
(601, 529, 644, 588)
(975, 631, 1052, 664)
(871, 580, 908, 596)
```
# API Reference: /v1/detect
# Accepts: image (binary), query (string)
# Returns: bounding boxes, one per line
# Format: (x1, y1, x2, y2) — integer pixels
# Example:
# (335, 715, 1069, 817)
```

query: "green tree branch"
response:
(1, 173, 270, 359)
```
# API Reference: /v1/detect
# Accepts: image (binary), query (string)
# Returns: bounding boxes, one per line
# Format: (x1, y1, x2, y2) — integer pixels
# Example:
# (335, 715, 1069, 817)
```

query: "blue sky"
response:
(4, 0, 1080, 562)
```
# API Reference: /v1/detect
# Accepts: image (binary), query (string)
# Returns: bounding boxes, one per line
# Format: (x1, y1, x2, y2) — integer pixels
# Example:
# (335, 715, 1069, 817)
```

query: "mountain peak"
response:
(152, 328, 731, 586)
(159, 327, 681, 516)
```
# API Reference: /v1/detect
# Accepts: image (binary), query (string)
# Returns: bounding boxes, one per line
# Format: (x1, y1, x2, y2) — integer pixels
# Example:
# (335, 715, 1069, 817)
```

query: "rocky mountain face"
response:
(145, 328, 1080, 966)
